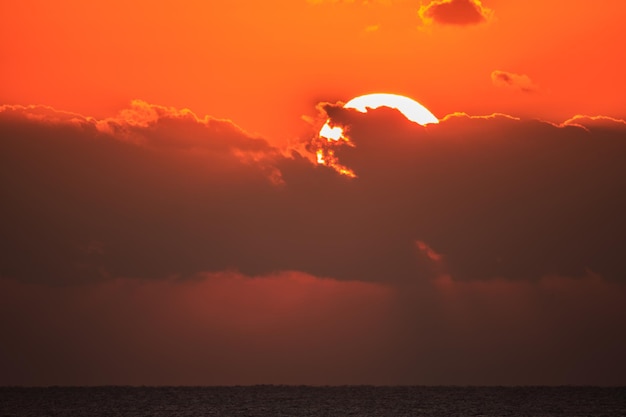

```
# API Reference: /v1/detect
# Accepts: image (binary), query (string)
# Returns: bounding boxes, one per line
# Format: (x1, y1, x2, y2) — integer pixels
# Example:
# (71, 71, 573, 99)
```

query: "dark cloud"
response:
(419, 0, 492, 26)
(0, 102, 285, 284)
(316, 104, 626, 281)
(1, 271, 625, 385)
(2, 102, 626, 285)
(2, 102, 626, 385)
(491, 70, 538, 93)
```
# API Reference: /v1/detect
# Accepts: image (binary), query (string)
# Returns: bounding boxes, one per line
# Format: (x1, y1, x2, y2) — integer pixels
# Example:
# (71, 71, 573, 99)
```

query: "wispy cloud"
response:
(491, 70, 538, 93)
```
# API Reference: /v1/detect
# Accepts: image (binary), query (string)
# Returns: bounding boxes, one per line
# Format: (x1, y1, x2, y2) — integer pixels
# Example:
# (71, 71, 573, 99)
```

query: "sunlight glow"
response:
(316, 150, 325, 164)
(319, 123, 344, 141)
(344, 93, 439, 125)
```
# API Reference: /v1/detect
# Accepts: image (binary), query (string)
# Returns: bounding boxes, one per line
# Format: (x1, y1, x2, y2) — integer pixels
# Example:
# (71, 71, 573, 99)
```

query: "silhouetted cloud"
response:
(419, 0, 493, 26)
(2, 101, 626, 385)
(0, 102, 286, 284)
(3, 102, 626, 285)
(315, 103, 626, 281)
(491, 70, 538, 92)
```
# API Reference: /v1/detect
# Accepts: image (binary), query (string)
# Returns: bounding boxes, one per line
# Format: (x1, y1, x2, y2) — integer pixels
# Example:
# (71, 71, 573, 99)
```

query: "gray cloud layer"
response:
(2, 103, 626, 285)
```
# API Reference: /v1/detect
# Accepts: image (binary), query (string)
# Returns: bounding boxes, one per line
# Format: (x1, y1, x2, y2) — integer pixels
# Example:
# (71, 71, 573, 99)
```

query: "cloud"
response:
(0, 272, 392, 385)
(420, 272, 626, 385)
(0, 101, 274, 154)
(2, 101, 626, 286)
(491, 70, 538, 93)
(419, 0, 493, 26)
(2, 101, 626, 385)
(314, 104, 626, 281)
(0, 102, 288, 284)
(1, 271, 625, 385)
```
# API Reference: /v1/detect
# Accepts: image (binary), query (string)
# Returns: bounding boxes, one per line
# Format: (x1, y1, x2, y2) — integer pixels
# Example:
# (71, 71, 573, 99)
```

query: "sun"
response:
(344, 93, 439, 125)
(315, 93, 438, 177)
(319, 93, 438, 141)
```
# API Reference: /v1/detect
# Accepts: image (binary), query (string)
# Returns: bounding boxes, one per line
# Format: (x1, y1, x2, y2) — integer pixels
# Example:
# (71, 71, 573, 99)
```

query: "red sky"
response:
(1, 0, 626, 386)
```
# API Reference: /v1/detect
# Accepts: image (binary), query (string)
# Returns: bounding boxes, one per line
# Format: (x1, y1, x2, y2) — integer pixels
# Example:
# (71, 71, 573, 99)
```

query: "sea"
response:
(1, 386, 625, 416)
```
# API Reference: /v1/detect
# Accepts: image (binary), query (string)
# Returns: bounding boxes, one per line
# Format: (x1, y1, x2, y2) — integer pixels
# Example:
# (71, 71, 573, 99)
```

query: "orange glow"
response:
(316, 149, 325, 164)
(322, 150, 356, 178)
(338, 167, 357, 178)
(314, 132, 357, 178)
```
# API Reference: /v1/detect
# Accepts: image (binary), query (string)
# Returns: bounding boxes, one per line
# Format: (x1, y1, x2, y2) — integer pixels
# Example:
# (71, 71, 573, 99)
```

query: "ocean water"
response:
(1, 386, 625, 416)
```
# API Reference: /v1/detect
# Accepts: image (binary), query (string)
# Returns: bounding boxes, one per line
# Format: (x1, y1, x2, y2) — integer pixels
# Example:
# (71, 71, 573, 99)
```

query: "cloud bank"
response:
(2, 101, 626, 385)
(315, 103, 626, 282)
(3, 102, 626, 284)
(2, 271, 624, 385)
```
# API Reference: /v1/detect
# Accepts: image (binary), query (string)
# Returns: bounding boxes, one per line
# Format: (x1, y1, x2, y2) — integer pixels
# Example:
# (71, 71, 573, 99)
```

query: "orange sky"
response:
(2, 0, 625, 143)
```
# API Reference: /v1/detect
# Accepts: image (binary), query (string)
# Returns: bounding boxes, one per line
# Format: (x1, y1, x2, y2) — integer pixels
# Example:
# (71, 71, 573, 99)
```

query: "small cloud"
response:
(365, 24, 380, 32)
(491, 70, 538, 93)
(419, 0, 493, 26)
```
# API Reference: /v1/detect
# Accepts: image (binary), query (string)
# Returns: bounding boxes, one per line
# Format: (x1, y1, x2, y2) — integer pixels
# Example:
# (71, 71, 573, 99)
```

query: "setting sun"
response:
(345, 93, 439, 125)
(319, 93, 438, 141)
(316, 93, 438, 176)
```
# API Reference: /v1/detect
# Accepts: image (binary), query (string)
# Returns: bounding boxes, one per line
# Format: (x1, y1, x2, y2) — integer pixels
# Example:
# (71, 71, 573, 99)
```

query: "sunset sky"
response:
(1, 0, 626, 386)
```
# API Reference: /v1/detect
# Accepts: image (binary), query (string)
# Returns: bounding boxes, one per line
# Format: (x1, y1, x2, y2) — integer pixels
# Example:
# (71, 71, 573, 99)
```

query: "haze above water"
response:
(2, 386, 625, 416)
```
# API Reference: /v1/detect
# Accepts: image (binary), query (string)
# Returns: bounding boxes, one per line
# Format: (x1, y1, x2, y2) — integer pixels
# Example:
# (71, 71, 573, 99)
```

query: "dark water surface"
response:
(1, 386, 625, 416)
